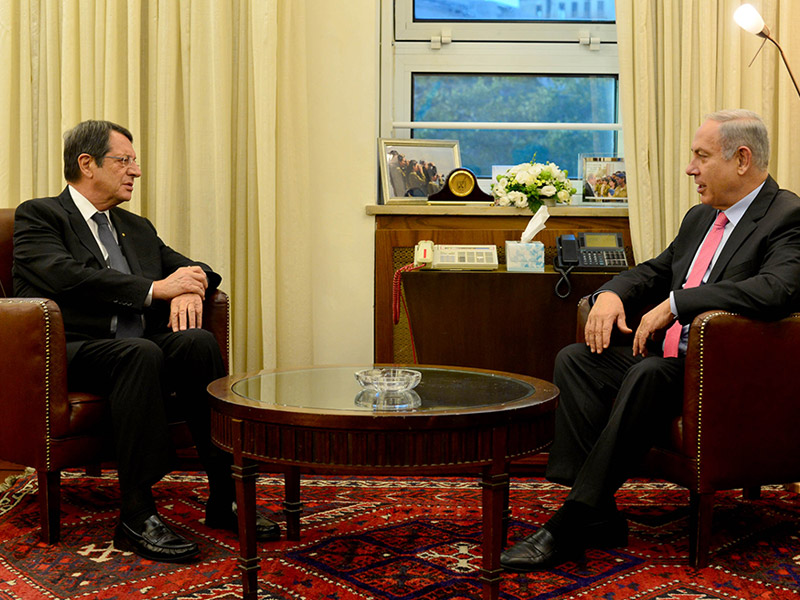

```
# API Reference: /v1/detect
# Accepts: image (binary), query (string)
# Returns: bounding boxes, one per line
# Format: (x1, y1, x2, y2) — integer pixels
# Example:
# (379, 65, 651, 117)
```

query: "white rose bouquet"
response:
(491, 159, 576, 213)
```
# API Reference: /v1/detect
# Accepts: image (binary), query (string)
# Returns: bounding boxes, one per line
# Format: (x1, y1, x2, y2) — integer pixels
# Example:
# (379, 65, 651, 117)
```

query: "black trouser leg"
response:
(68, 338, 173, 517)
(68, 329, 228, 517)
(547, 342, 684, 510)
(149, 329, 231, 502)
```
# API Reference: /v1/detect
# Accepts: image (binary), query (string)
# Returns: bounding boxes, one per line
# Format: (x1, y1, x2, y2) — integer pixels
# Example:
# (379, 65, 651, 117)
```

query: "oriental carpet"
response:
(1, 471, 799, 599)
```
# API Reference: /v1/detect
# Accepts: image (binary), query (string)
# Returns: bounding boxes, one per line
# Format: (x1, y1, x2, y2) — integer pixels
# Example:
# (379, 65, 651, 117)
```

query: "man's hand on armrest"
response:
(152, 266, 208, 301)
(585, 291, 631, 354)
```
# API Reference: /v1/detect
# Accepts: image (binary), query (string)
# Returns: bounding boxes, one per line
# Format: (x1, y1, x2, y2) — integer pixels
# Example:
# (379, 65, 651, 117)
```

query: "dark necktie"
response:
(91, 212, 144, 338)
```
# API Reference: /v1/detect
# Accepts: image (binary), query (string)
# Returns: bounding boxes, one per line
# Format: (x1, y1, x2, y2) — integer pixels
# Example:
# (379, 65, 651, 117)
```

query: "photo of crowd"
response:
(379, 139, 460, 203)
(386, 150, 445, 198)
(581, 157, 627, 203)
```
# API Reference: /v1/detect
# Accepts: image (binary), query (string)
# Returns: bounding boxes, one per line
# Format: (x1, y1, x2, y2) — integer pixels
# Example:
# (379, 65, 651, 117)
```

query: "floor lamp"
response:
(734, 3, 800, 98)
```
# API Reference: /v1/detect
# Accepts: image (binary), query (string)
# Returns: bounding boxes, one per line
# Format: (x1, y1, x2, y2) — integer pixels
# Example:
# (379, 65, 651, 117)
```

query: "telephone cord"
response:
(553, 258, 575, 299)
(392, 263, 423, 363)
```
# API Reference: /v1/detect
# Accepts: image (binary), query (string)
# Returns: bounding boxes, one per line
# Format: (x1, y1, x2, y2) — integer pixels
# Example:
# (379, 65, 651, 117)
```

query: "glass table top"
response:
(230, 366, 536, 413)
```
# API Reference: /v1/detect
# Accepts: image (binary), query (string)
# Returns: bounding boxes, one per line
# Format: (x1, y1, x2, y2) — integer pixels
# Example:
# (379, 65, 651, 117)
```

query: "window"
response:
(413, 73, 617, 178)
(413, 0, 615, 21)
(380, 0, 620, 199)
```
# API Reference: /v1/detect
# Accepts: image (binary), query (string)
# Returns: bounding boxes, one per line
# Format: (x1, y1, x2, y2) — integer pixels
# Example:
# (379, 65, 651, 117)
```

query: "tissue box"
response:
(506, 241, 545, 272)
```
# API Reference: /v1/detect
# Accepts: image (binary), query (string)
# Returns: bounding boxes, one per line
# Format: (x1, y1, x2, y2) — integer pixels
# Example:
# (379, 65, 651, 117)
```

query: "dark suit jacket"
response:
(583, 181, 596, 200)
(601, 175, 800, 325)
(12, 187, 221, 351)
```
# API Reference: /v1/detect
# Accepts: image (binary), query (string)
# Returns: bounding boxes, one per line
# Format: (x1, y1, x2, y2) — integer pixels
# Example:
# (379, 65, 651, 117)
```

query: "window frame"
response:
(394, 0, 618, 43)
(380, 0, 621, 197)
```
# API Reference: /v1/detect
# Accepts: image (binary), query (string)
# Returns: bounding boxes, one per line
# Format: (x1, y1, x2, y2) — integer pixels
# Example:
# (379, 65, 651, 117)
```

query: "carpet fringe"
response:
(0, 467, 34, 493)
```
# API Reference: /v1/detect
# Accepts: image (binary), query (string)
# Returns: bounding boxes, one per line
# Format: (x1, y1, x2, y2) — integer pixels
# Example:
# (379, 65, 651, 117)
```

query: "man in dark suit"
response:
(501, 109, 800, 571)
(13, 120, 279, 562)
(582, 173, 597, 200)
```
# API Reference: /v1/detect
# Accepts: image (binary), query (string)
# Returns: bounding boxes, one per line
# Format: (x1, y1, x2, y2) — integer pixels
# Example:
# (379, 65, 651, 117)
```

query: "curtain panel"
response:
(0, 0, 320, 372)
(616, 0, 800, 262)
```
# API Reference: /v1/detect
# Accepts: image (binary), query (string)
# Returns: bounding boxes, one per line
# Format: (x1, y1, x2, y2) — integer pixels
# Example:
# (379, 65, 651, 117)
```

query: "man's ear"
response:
(736, 146, 753, 174)
(77, 153, 96, 179)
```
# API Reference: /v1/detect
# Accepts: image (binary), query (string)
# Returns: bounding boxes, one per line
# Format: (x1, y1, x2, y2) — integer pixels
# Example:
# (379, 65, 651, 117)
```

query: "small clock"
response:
(428, 167, 493, 204)
(447, 169, 476, 197)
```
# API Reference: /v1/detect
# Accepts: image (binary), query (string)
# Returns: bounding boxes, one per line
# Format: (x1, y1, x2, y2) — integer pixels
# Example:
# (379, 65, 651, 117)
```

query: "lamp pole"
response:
(762, 34, 800, 99)
(734, 3, 800, 99)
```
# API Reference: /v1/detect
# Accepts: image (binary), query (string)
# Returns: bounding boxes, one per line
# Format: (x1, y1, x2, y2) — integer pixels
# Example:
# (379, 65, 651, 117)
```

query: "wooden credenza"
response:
(368, 204, 632, 368)
(401, 267, 617, 381)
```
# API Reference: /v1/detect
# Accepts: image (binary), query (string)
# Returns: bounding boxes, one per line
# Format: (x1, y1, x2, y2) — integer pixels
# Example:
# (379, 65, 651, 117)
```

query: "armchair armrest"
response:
(576, 296, 590, 343)
(0, 298, 69, 468)
(682, 311, 800, 489)
(202, 289, 230, 374)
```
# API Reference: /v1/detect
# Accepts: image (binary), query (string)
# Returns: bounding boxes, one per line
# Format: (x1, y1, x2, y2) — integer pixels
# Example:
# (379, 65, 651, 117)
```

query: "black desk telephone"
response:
(554, 232, 628, 299)
(556, 232, 629, 271)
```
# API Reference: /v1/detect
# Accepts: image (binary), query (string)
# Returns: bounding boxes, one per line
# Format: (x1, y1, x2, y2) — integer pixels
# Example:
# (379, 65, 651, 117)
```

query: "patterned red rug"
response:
(1, 471, 799, 599)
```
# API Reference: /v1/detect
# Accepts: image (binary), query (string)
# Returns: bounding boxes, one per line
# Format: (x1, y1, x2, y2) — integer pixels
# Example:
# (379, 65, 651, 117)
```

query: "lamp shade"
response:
(734, 4, 766, 35)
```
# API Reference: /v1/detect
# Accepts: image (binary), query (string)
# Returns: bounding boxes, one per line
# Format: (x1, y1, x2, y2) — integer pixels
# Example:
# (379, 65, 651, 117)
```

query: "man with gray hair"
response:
(501, 109, 800, 571)
(13, 120, 280, 563)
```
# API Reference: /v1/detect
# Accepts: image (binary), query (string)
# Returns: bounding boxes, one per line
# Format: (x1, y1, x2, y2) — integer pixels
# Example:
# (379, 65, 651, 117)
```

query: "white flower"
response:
(545, 162, 563, 180)
(524, 163, 542, 179)
(492, 159, 576, 209)
(506, 191, 528, 207)
(540, 185, 557, 197)
(515, 169, 537, 186)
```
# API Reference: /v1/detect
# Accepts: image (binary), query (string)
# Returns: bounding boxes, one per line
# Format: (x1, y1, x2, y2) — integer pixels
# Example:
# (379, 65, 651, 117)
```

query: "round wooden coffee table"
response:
(208, 365, 558, 600)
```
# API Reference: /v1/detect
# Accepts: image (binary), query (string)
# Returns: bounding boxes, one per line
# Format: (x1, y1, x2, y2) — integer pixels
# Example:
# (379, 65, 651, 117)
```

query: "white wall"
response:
(305, 2, 379, 365)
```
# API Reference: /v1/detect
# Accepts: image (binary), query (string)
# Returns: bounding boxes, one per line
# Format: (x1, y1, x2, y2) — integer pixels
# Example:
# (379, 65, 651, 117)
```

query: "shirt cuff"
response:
(145, 283, 153, 307)
(669, 291, 677, 319)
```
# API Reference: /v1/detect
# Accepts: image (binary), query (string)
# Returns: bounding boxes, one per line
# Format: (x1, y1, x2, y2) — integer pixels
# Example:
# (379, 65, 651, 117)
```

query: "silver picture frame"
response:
(379, 138, 461, 204)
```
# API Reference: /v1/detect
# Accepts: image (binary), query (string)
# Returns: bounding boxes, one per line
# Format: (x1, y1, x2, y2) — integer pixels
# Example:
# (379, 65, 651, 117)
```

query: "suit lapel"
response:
(707, 176, 776, 282)
(57, 188, 107, 268)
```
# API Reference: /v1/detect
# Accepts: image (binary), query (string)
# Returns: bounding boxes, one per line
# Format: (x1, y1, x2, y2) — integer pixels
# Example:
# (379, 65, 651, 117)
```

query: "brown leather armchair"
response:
(577, 297, 800, 567)
(0, 207, 230, 544)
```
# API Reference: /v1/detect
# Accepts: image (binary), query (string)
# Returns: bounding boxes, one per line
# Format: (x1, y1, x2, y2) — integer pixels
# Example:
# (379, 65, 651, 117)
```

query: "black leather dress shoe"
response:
(114, 514, 199, 562)
(205, 502, 281, 542)
(500, 527, 582, 572)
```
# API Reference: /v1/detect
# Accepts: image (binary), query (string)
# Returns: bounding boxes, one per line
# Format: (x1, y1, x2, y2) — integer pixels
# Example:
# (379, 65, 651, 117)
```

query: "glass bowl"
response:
(354, 368, 422, 394)
(354, 389, 422, 411)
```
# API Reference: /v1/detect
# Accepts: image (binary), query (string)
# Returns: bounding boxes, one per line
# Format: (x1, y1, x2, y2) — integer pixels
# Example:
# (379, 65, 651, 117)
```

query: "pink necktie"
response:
(662, 211, 729, 358)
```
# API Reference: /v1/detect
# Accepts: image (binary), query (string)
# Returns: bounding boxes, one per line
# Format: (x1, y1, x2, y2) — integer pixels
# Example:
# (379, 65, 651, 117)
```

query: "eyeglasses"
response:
(103, 155, 139, 168)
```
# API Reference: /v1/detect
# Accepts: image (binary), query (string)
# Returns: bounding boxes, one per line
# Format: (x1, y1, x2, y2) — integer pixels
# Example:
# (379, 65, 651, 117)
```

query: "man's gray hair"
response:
(63, 120, 133, 182)
(705, 109, 770, 170)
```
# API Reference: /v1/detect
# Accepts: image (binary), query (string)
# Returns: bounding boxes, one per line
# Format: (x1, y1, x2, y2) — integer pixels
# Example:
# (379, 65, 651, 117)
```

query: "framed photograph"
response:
(581, 156, 627, 203)
(379, 138, 461, 204)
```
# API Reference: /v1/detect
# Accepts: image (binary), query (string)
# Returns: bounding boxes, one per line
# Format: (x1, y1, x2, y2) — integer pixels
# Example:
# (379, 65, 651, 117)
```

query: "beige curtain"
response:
(0, 0, 320, 371)
(617, 0, 800, 262)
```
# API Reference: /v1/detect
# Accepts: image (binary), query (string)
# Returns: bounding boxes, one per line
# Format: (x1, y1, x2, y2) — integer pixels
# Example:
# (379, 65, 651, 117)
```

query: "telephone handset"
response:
(556, 235, 580, 268)
(414, 240, 435, 267)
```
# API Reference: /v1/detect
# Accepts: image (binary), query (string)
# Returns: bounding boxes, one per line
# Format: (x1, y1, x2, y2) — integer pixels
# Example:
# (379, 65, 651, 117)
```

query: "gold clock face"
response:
(448, 169, 475, 197)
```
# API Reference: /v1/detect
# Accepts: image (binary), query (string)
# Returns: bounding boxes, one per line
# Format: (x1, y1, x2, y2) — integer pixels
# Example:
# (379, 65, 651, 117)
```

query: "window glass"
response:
(414, 0, 615, 22)
(412, 73, 618, 178)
